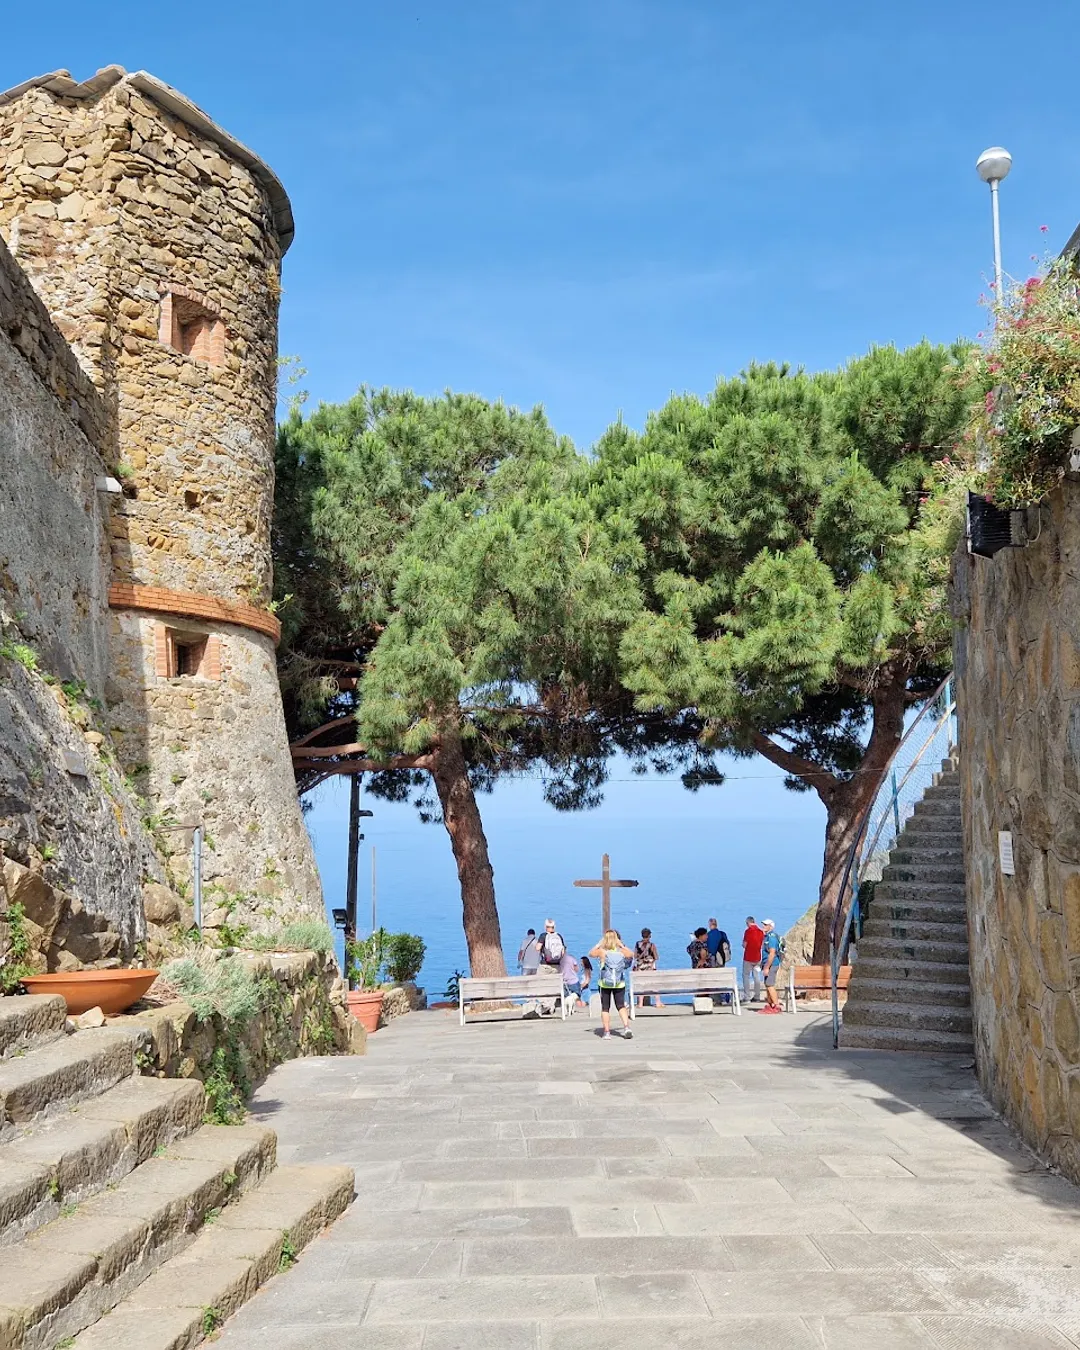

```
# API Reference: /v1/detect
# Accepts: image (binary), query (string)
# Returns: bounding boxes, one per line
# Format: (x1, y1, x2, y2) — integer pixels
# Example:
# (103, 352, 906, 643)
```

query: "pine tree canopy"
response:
(598, 344, 969, 775)
(592, 342, 970, 961)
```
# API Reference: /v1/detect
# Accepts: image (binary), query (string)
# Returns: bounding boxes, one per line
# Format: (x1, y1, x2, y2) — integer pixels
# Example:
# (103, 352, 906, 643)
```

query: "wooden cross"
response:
(573, 853, 639, 933)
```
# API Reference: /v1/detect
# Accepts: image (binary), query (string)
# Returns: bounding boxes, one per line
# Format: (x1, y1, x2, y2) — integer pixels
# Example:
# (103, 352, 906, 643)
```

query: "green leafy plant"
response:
(201, 1307, 224, 1335)
(444, 969, 465, 1002)
(0, 640, 39, 672)
(279, 1231, 298, 1270)
(40, 843, 58, 862)
(203, 1206, 222, 1225)
(203, 1043, 248, 1125)
(345, 928, 387, 990)
(1, 902, 36, 994)
(383, 932, 426, 984)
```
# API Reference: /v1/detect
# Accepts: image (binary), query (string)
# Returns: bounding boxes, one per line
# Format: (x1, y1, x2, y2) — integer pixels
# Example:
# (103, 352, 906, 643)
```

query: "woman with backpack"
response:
(588, 930, 634, 1040)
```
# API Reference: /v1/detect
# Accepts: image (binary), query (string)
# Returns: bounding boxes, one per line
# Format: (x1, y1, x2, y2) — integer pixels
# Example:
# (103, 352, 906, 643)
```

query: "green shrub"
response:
(247, 919, 335, 954)
(383, 932, 426, 983)
(162, 950, 269, 1024)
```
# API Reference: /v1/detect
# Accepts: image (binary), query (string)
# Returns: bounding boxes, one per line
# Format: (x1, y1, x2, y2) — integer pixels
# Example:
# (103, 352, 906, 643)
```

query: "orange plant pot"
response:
(345, 989, 384, 1033)
(20, 969, 159, 1016)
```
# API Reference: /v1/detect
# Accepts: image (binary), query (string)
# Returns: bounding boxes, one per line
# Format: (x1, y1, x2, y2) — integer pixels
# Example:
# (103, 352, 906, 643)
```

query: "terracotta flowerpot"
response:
(346, 989, 385, 1033)
(21, 968, 159, 1016)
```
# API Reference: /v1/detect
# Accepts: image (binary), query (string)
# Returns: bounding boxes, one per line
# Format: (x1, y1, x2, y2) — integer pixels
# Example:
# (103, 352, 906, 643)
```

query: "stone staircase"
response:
(840, 759, 973, 1054)
(0, 994, 353, 1349)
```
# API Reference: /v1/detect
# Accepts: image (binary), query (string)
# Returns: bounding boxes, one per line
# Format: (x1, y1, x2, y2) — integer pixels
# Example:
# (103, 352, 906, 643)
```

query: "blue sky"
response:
(4, 2, 1075, 977)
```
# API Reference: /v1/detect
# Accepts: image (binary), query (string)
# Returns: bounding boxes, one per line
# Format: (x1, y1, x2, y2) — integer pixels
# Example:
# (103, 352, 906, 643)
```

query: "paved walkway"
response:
(216, 1004, 1080, 1349)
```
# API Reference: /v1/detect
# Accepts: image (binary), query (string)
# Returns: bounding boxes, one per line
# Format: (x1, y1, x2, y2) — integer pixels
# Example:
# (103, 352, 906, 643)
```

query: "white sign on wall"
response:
(998, 831, 1015, 876)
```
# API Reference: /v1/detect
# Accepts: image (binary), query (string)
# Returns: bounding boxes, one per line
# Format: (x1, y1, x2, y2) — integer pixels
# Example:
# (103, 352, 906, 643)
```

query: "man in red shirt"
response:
(741, 916, 765, 1003)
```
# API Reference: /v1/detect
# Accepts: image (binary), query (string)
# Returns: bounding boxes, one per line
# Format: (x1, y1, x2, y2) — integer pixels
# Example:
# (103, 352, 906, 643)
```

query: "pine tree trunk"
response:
(429, 729, 508, 978)
(811, 784, 869, 965)
(810, 675, 908, 965)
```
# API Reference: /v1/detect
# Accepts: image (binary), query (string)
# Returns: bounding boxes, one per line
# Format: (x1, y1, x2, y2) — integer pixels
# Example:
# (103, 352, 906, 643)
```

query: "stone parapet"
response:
(115, 950, 366, 1087)
(953, 480, 1080, 1182)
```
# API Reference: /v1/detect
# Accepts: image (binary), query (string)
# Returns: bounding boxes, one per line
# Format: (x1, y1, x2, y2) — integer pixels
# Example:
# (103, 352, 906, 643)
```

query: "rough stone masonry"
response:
(953, 478, 1080, 1185)
(0, 66, 322, 941)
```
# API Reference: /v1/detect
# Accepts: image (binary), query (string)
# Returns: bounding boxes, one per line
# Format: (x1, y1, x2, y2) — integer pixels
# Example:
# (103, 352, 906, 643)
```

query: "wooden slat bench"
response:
(627, 967, 741, 1017)
(458, 970, 566, 1026)
(782, 964, 852, 1013)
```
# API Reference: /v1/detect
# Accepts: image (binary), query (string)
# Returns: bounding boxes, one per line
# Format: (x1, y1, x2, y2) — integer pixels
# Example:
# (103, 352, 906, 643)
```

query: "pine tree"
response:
(598, 343, 969, 962)
(274, 388, 644, 975)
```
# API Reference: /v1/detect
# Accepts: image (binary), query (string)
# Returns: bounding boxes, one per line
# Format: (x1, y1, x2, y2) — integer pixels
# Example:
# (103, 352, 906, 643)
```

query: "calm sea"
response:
(305, 755, 826, 1000)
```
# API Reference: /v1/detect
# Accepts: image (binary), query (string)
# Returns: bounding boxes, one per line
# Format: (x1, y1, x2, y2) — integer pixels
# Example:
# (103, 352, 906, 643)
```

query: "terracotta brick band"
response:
(109, 583, 281, 643)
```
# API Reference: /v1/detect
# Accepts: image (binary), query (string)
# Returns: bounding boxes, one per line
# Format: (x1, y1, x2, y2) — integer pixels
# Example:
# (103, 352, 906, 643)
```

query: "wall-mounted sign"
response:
(998, 831, 1015, 876)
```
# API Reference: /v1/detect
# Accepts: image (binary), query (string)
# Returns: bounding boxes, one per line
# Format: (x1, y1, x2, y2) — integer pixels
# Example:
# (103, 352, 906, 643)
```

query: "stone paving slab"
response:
(215, 1009, 1080, 1348)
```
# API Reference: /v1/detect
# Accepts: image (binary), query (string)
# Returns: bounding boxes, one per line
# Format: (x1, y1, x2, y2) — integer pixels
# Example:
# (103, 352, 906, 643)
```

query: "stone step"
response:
(845, 977, 971, 1008)
(871, 881, 967, 906)
(0, 1122, 275, 1349)
(866, 897, 968, 923)
(840, 1023, 975, 1054)
(924, 780, 961, 798)
(0, 1029, 136, 1136)
(851, 955, 971, 986)
(897, 815, 963, 837)
(0, 998, 67, 1060)
(842, 999, 973, 1035)
(68, 1164, 354, 1350)
(879, 862, 967, 886)
(911, 798, 962, 821)
(856, 935, 970, 967)
(888, 844, 965, 866)
(859, 917, 969, 945)
(0, 1075, 205, 1246)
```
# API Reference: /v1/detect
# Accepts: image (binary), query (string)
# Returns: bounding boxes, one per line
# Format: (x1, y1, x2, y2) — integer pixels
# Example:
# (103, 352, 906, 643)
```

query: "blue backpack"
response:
(599, 951, 627, 988)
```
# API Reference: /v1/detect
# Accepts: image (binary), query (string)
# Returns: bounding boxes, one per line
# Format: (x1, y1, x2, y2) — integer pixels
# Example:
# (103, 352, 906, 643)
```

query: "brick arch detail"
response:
(109, 583, 281, 643)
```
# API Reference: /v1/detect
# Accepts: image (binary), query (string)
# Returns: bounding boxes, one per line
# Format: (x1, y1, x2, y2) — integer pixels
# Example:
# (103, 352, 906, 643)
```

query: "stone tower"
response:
(0, 67, 322, 930)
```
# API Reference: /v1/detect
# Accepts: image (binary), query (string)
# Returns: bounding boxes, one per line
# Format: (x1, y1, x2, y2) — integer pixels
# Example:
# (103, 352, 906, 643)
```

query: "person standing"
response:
(537, 919, 566, 969)
(536, 919, 566, 1015)
(759, 918, 783, 1013)
(589, 930, 634, 1040)
(559, 949, 582, 1012)
(741, 916, 765, 1002)
(518, 929, 540, 975)
(687, 927, 710, 968)
(706, 918, 731, 967)
(633, 927, 663, 1009)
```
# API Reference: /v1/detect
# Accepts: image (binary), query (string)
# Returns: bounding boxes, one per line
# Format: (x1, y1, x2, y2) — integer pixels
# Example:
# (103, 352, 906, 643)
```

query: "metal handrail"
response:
(829, 675, 957, 1049)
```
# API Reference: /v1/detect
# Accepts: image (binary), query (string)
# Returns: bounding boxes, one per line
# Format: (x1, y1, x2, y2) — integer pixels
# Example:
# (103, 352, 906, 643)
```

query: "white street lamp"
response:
(976, 146, 1012, 297)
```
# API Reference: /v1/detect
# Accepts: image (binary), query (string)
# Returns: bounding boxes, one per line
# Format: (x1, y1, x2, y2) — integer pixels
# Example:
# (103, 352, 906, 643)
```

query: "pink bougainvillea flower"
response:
(1040, 224, 1049, 233)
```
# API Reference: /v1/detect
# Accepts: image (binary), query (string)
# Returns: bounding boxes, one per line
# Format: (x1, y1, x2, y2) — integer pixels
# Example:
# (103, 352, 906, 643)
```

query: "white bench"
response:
(458, 970, 567, 1026)
(782, 964, 851, 1013)
(627, 967, 741, 1017)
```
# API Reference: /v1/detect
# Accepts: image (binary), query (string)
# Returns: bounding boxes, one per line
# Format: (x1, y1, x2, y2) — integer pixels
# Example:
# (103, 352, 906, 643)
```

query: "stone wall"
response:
(0, 230, 163, 947)
(0, 233, 109, 689)
(953, 480, 1080, 1182)
(0, 67, 323, 929)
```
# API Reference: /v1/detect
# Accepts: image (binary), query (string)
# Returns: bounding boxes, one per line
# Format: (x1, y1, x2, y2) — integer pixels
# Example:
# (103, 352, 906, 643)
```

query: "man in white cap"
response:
(759, 919, 783, 1013)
